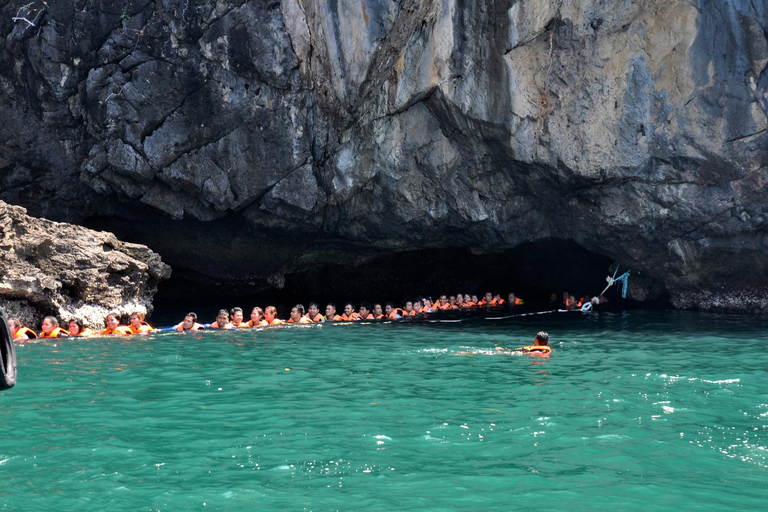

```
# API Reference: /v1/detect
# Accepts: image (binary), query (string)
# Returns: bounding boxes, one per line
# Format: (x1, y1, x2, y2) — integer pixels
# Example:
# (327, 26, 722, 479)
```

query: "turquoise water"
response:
(2, 311, 767, 510)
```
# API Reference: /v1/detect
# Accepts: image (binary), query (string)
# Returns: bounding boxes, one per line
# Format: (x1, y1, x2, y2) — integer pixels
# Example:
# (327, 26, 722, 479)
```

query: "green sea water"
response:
(2, 310, 767, 511)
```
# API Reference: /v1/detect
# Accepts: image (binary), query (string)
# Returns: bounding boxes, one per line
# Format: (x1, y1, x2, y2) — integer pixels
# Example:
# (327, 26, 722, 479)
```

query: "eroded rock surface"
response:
(0, 201, 170, 328)
(1, 0, 766, 310)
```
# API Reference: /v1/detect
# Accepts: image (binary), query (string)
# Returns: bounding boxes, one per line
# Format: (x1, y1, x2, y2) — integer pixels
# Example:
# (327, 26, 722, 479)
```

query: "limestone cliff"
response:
(0, 201, 170, 328)
(1, 0, 766, 310)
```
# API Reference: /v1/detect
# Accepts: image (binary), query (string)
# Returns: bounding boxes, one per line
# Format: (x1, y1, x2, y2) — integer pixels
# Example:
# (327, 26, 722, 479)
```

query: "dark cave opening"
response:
(152, 239, 643, 322)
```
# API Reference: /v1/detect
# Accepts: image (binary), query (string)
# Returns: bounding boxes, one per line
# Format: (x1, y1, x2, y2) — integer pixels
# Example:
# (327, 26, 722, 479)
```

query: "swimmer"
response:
(176, 312, 205, 332)
(403, 300, 415, 316)
(7, 317, 37, 340)
(128, 312, 153, 335)
(209, 309, 235, 329)
(507, 292, 524, 306)
(263, 306, 285, 326)
(384, 302, 402, 319)
(358, 302, 375, 320)
(325, 303, 343, 321)
(248, 307, 264, 327)
(341, 303, 361, 321)
(372, 303, 384, 319)
(68, 318, 96, 337)
(101, 313, 132, 335)
(39, 316, 69, 338)
(306, 302, 325, 323)
(287, 304, 312, 324)
(230, 307, 249, 328)
(496, 331, 552, 356)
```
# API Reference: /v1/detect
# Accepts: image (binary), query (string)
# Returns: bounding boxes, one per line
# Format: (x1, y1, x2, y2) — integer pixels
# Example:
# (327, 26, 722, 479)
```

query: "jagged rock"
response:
(0, 201, 170, 329)
(0, 0, 767, 311)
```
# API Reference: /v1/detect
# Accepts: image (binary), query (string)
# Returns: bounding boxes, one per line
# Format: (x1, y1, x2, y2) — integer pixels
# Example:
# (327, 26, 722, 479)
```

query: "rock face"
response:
(0, 201, 170, 329)
(0, 0, 766, 310)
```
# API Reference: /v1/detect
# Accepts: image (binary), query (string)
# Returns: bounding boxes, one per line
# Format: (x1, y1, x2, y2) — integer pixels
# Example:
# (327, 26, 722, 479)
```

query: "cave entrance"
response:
(153, 239, 619, 320)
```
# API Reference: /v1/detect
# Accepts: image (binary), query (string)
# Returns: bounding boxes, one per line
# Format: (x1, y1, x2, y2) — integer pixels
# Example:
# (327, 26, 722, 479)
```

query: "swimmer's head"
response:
(535, 331, 549, 346)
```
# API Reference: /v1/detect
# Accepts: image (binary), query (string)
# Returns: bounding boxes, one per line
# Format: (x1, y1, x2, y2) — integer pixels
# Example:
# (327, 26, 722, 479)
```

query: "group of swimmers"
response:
(7, 311, 153, 341)
(7, 289, 587, 350)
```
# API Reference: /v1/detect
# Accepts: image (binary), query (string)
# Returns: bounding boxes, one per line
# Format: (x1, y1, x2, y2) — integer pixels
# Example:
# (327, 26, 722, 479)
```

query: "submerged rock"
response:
(0, 1, 766, 311)
(0, 201, 170, 329)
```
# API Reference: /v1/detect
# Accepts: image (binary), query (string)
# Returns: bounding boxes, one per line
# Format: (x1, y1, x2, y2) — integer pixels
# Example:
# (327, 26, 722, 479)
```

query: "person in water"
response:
(176, 312, 205, 331)
(341, 303, 361, 321)
(128, 312, 154, 335)
(325, 303, 343, 322)
(263, 306, 285, 325)
(306, 302, 325, 323)
(496, 331, 552, 356)
(39, 316, 69, 338)
(384, 302, 402, 319)
(68, 318, 95, 337)
(101, 313, 132, 335)
(8, 317, 37, 341)
(230, 307, 249, 328)
(209, 309, 235, 329)
(287, 304, 312, 324)
(507, 292, 524, 306)
(358, 302, 375, 320)
(248, 307, 264, 327)
(372, 303, 384, 319)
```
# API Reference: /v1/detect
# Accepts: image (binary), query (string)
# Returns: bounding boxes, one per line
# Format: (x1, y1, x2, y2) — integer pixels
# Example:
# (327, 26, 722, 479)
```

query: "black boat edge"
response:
(0, 310, 17, 390)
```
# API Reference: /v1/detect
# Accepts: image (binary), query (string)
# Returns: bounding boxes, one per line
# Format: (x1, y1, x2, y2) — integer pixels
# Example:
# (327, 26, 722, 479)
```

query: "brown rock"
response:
(0, 201, 170, 329)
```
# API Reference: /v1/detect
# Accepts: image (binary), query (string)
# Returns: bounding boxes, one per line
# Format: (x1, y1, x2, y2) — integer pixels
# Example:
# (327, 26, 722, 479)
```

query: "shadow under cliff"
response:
(152, 240, 648, 315)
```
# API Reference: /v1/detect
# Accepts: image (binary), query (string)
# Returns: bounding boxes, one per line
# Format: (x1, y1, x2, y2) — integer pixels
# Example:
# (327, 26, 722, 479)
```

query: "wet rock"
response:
(0, 201, 171, 329)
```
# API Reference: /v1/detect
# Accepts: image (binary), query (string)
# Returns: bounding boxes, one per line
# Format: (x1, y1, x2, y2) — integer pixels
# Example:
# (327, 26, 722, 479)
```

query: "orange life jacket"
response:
(176, 322, 205, 332)
(40, 326, 69, 338)
(209, 321, 234, 329)
(462, 301, 476, 308)
(387, 308, 404, 319)
(361, 313, 375, 320)
(287, 317, 311, 324)
(328, 314, 344, 321)
(128, 324, 153, 335)
(341, 313, 361, 321)
(307, 314, 326, 323)
(263, 318, 285, 325)
(73, 328, 97, 337)
(12, 326, 38, 340)
(101, 325, 132, 335)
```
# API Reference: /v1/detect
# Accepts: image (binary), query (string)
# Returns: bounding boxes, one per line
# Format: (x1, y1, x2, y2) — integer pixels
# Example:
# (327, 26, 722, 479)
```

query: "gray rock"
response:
(1, 0, 767, 311)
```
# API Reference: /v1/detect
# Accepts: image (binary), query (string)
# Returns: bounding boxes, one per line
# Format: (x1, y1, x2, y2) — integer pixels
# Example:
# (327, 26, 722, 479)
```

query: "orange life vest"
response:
(307, 314, 326, 323)
(328, 314, 344, 321)
(40, 326, 69, 338)
(73, 328, 97, 337)
(263, 318, 285, 325)
(128, 324, 153, 335)
(101, 325, 132, 335)
(462, 301, 476, 308)
(287, 317, 311, 324)
(341, 313, 361, 321)
(13, 326, 38, 340)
